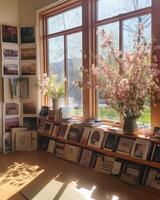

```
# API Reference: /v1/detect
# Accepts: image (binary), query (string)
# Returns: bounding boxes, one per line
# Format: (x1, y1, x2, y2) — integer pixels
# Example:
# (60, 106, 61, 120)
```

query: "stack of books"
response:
(121, 163, 143, 185)
(98, 156, 115, 175)
(64, 144, 81, 162)
(67, 124, 83, 142)
(55, 142, 65, 158)
(79, 149, 93, 167)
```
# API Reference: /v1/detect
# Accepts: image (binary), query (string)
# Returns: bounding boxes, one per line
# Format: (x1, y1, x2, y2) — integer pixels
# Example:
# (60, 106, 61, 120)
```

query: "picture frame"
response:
(116, 137, 134, 155)
(5, 117, 19, 132)
(2, 60, 19, 76)
(2, 44, 19, 60)
(150, 170, 160, 190)
(21, 47, 36, 60)
(23, 102, 36, 114)
(37, 121, 46, 134)
(10, 77, 29, 99)
(23, 117, 37, 130)
(131, 139, 151, 160)
(21, 26, 35, 43)
(11, 127, 28, 152)
(103, 133, 118, 151)
(1, 24, 18, 43)
(153, 127, 160, 138)
(80, 127, 92, 145)
(21, 61, 36, 75)
(88, 127, 104, 148)
(15, 130, 37, 151)
(4, 102, 19, 116)
(58, 123, 71, 139)
(39, 106, 49, 116)
(3, 132, 12, 153)
(151, 144, 160, 162)
(43, 122, 53, 136)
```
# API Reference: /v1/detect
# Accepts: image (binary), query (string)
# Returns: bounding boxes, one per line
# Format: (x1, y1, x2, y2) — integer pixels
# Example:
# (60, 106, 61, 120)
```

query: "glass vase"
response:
(52, 98, 60, 110)
(123, 117, 137, 135)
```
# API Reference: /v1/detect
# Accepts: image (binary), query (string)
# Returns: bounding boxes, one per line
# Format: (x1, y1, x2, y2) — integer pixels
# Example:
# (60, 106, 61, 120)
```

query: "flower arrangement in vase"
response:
(38, 73, 65, 110)
(73, 24, 160, 134)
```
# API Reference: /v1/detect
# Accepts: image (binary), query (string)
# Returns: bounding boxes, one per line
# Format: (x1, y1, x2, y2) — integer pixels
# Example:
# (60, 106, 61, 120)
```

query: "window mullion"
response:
(64, 35, 68, 107)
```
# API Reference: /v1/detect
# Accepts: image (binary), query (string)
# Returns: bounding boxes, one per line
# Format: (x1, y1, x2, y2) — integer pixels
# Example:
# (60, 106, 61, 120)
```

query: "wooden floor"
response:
(0, 151, 159, 200)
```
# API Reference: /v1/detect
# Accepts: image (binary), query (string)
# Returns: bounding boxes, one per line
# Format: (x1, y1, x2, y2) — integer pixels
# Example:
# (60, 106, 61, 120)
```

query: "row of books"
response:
(38, 136, 160, 191)
(37, 120, 160, 163)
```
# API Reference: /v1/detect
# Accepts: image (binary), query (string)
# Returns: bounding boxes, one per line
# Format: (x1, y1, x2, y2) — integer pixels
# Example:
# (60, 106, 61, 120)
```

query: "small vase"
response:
(52, 98, 60, 110)
(123, 117, 137, 135)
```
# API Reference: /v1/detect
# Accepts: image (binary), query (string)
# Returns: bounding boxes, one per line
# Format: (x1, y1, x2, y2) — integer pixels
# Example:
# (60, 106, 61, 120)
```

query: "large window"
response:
(41, 0, 153, 125)
(45, 5, 83, 116)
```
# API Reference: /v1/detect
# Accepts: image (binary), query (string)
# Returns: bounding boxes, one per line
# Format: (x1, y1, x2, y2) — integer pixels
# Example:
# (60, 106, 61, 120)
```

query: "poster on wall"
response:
(5, 102, 19, 116)
(2, 44, 19, 60)
(10, 77, 29, 99)
(23, 102, 37, 114)
(21, 47, 36, 60)
(2, 60, 19, 76)
(1, 25, 18, 43)
(21, 27, 35, 43)
(21, 61, 36, 75)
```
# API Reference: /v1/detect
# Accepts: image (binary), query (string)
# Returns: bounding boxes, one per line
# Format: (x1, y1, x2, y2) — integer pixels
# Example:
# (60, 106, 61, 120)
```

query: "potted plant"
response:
(73, 24, 160, 134)
(38, 73, 65, 110)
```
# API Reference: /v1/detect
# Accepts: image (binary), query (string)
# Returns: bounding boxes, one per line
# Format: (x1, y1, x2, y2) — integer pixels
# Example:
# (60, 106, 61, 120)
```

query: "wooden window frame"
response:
(93, 0, 152, 123)
(38, 0, 160, 128)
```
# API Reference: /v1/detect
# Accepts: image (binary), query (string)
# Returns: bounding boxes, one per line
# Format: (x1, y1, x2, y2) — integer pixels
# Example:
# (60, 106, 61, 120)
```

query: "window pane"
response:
(123, 14, 151, 51)
(97, 0, 151, 20)
(48, 36, 65, 107)
(97, 22, 119, 62)
(123, 14, 151, 127)
(47, 6, 82, 34)
(67, 32, 83, 116)
(97, 23, 119, 121)
(137, 106, 151, 128)
(48, 36, 64, 83)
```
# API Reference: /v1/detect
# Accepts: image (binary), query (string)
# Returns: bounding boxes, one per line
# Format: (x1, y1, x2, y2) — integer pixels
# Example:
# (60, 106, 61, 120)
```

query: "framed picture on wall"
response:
(2, 44, 19, 60)
(1, 24, 18, 43)
(5, 102, 19, 116)
(23, 102, 36, 114)
(21, 61, 36, 75)
(21, 27, 35, 43)
(21, 47, 36, 60)
(3, 60, 19, 76)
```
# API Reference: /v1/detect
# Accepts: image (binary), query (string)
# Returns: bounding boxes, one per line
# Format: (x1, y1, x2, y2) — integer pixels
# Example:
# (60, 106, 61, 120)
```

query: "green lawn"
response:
(98, 106, 151, 126)
(69, 106, 151, 127)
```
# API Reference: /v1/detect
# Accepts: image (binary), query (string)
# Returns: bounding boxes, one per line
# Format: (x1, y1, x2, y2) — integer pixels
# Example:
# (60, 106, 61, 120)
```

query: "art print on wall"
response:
(2, 25, 18, 43)
(10, 77, 29, 99)
(5, 103, 19, 116)
(5, 117, 19, 132)
(21, 27, 35, 43)
(21, 48, 36, 60)
(3, 47, 19, 60)
(3, 61, 19, 76)
(23, 102, 36, 114)
(21, 61, 36, 75)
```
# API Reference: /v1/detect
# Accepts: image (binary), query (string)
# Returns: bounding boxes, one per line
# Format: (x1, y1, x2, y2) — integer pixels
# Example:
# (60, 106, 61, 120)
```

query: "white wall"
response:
(18, 0, 58, 26)
(0, 0, 59, 151)
(0, 0, 19, 151)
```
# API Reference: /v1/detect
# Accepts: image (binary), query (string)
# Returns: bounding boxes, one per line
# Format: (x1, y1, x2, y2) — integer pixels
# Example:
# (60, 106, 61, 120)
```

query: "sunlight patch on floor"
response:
(0, 162, 44, 200)
(59, 181, 96, 200)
